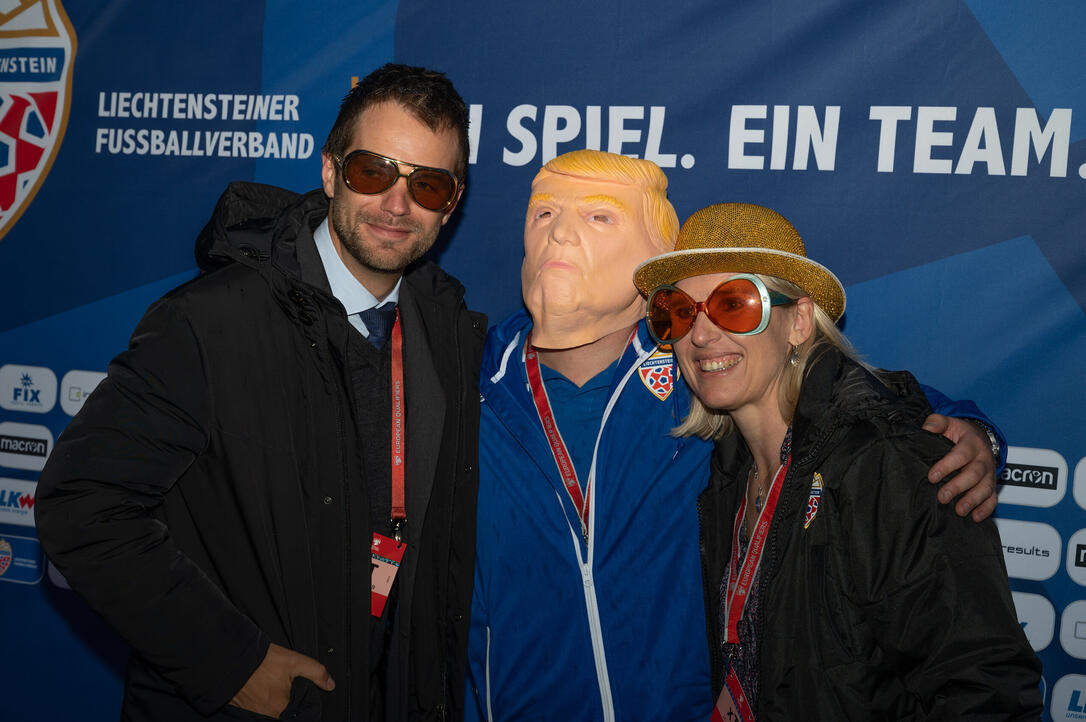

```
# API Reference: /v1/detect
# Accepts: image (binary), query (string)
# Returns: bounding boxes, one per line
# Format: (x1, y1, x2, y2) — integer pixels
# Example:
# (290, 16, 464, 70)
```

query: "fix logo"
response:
(0, 364, 57, 412)
(804, 472, 823, 529)
(14, 372, 38, 403)
(0, 0, 76, 241)
(639, 347, 676, 401)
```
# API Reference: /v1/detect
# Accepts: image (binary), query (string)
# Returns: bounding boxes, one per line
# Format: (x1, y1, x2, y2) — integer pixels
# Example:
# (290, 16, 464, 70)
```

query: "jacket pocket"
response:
(218, 678, 320, 721)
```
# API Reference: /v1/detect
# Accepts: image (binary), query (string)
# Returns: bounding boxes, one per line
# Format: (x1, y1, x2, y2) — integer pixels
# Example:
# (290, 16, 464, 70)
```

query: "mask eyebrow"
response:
(527, 193, 556, 210)
(581, 194, 628, 213)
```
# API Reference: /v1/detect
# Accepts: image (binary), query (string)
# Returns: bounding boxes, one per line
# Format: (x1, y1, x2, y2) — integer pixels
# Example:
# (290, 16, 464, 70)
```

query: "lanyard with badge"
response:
(371, 309, 407, 617)
(711, 455, 791, 722)
(524, 333, 592, 542)
(523, 329, 637, 543)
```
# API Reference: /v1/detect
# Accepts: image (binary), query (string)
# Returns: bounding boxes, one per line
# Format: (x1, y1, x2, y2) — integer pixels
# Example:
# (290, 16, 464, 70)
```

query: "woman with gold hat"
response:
(634, 203, 1041, 720)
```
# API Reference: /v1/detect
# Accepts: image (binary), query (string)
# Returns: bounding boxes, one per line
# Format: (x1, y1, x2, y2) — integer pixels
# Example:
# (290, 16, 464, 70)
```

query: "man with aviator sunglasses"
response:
(466, 149, 1007, 721)
(37, 64, 484, 722)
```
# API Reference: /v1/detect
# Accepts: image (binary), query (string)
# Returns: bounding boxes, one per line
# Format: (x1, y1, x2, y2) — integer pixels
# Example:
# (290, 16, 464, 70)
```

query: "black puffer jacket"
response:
(36, 182, 486, 721)
(698, 347, 1042, 720)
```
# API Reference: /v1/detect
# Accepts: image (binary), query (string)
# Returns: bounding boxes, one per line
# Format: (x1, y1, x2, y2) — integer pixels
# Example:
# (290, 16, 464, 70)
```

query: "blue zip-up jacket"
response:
(465, 309, 1003, 722)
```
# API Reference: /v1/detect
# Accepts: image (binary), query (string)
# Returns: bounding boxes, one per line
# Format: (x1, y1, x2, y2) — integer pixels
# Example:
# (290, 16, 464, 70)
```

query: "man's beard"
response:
(331, 201, 439, 275)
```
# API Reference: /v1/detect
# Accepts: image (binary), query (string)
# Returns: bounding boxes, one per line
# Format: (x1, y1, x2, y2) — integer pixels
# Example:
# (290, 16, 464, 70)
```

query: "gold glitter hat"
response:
(633, 202, 846, 321)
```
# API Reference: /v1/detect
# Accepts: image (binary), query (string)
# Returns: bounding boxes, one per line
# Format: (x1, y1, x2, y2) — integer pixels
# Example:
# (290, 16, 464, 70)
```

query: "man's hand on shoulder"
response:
(229, 642, 335, 718)
(922, 413, 998, 522)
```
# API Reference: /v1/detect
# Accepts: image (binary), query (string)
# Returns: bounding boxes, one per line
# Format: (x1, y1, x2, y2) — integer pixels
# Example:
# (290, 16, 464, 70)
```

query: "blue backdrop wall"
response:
(1, 1, 1083, 719)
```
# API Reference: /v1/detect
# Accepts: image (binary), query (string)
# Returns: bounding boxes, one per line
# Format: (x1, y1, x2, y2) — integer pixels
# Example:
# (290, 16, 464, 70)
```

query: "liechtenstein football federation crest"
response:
(638, 347, 676, 401)
(804, 472, 823, 529)
(0, 538, 12, 576)
(0, 0, 75, 241)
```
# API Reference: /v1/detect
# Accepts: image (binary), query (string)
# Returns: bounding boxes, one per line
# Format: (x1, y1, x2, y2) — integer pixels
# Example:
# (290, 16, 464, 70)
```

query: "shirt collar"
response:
(313, 217, 401, 315)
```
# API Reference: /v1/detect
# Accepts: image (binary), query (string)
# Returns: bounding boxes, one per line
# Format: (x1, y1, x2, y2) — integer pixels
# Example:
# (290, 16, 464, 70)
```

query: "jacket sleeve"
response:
(34, 295, 269, 715)
(918, 383, 1008, 469)
(839, 433, 1041, 719)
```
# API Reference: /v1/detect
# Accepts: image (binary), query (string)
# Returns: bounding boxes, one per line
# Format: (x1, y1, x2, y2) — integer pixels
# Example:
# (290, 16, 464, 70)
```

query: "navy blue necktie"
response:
(359, 302, 397, 349)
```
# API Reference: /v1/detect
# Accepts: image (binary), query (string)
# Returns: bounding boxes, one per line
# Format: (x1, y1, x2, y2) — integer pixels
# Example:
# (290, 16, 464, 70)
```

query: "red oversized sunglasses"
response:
(646, 274, 795, 345)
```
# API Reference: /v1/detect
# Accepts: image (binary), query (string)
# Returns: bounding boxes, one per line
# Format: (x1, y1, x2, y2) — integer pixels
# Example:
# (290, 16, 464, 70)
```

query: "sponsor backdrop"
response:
(0, 0, 1082, 718)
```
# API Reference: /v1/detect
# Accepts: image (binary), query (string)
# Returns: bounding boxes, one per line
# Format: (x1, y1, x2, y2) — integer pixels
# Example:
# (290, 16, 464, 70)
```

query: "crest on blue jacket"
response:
(638, 347, 675, 401)
(804, 472, 823, 529)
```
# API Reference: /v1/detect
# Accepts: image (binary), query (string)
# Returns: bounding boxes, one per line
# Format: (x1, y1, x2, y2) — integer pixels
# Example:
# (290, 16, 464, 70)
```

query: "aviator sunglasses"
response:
(646, 273, 795, 345)
(334, 149, 461, 212)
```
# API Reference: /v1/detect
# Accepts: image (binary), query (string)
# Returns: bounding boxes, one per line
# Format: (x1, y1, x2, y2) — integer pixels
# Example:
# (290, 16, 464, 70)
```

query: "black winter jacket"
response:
(36, 182, 486, 721)
(698, 347, 1042, 720)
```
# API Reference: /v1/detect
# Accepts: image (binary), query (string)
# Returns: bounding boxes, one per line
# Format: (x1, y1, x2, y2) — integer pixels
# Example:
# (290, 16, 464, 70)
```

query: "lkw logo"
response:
(0, 478, 36, 528)
(1053, 673, 1086, 721)
(0, 0, 76, 241)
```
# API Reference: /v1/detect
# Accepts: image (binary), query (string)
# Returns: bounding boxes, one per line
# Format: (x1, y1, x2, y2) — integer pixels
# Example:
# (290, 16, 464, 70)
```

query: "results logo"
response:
(992, 517, 1061, 581)
(0, 0, 76, 241)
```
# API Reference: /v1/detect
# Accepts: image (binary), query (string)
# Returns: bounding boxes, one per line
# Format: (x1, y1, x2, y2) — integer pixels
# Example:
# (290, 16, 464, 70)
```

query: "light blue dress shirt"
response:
(312, 217, 401, 337)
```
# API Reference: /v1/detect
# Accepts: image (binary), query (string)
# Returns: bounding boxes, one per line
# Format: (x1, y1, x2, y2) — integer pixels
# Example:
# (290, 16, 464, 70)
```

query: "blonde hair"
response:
(534, 150, 679, 252)
(673, 275, 869, 440)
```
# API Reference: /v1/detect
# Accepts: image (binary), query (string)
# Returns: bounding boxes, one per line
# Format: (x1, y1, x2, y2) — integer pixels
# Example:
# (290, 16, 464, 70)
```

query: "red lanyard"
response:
(721, 455, 791, 643)
(524, 333, 589, 541)
(389, 310, 406, 542)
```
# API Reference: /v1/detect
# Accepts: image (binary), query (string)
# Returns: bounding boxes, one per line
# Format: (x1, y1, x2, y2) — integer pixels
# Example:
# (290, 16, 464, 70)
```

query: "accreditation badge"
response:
(371, 532, 406, 617)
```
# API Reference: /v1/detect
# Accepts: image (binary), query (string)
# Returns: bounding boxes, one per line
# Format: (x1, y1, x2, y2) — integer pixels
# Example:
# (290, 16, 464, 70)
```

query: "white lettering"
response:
(913, 106, 956, 174)
(468, 104, 482, 165)
(770, 105, 789, 170)
(793, 105, 839, 171)
(870, 106, 912, 173)
(1011, 107, 1070, 177)
(955, 107, 1005, 175)
(607, 105, 643, 156)
(729, 105, 766, 170)
(643, 106, 676, 168)
(503, 104, 537, 166)
(541, 105, 581, 164)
